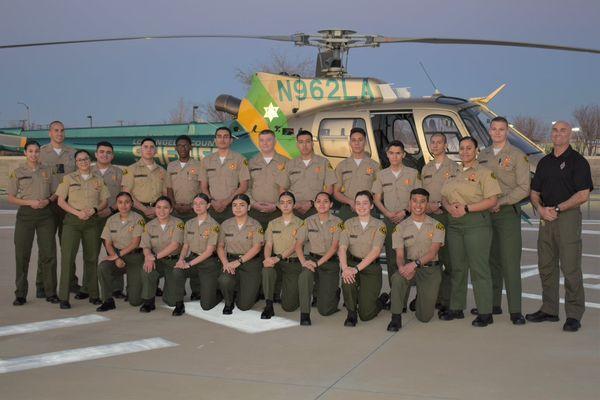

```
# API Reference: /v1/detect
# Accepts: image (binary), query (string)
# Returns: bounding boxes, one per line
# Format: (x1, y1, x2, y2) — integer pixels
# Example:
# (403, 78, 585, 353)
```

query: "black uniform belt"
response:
(159, 254, 179, 260)
(408, 260, 441, 268)
(309, 252, 338, 261)
(189, 251, 215, 259)
(226, 253, 243, 261)
(348, 254, 363, 263)
(117, 248, 143, 255)
(276, 254, 298, 262)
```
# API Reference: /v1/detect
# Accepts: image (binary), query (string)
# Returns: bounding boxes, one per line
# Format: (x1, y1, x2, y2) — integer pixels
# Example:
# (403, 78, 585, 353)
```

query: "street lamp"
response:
(192, 105, 199, 123)
(17, 101, 30, 130)
(86, 115, 93, 128)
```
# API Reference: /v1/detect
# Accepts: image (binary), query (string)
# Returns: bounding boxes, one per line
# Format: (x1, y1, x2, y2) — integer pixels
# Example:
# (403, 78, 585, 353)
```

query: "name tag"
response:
(382, 183, 392, 187)
(350, 235, 358, 238)
(206, 168, 216, 172)
(341, 170, 352, 175)
(18, 176, 32, 180)
(404, 235, 414, 240)
(110, 230, 117, 233)
(422, 174, 432, 179)
(250, 168, 262, 172)
(272, 230, 281, 234)
(187, 231, 194, 234)
(169, 172, 177, 175)
(225, 233, 234, 237)
(69, 183, 81, 187)
(150, 235, 158, 239)
(478, 160, 488, 164)
(133, 174, 146, 178)
(289, 170, 300, 175)
(308, 229, 318, 233)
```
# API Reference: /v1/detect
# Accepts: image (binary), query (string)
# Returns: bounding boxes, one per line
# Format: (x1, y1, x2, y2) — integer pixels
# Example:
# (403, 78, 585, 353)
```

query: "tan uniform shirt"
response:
(421, 157, 461, 203)
(441, 162, 502, 205)
(140, 217, 184, 254)
(167, 159, 202, 205)
(8, 164, 52, 200)
(122, 160, 169, 204)
(184, 215, 220, 255)
(92, 165, 123, 208)
(286, 154, 337, 202)
(392, 216, 445, 261)
(218, 217, 264, 255)
(296, 213, 343, 256)
(335, 156, 380, 201)
(101, 211, 145, 249)
(39, 144, 76, 192)
(55, 171, 110, 210)
(478, 143, 530, 206)
(200, 150, 250, 201)
(247, 153, 289, 204)
(339, 217, 386, 259)
(372, 166, 421, 212)
(265, 215, 304, 256)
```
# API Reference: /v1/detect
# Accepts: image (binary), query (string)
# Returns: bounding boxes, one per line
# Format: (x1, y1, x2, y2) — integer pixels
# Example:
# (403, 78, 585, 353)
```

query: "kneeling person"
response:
(388, 189, 445, 331)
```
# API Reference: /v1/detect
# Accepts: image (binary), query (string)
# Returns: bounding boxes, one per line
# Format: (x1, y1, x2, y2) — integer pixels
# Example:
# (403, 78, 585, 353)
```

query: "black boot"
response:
(344, 310, 357, 327)
(300, 313, 311, 326)
(387, 314, 402, 332)
(59, 300, 71, 309)
(112, 290, 126, 299)
(190, 292, 201, 301)
(46, 295, 60, 304)
(439, 309, 464, 321)
(472, 313, 494, 327)
(409, 297, 417, 312)
(96, 298, 116, 312)
(155, 287, 163, 297)
(172, 301, 185, 316)
(377, 292, 390, 310)
(89, 297, 102, 305)
(74, 291, 89, 300)
(13, 297, 26, 306)
(222, 303, 234, 315)
(261, 300, 275, 319)
(139, 298, 156, 313)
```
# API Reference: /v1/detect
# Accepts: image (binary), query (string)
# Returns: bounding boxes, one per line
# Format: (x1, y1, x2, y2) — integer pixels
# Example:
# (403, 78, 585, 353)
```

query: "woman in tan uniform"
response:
(96, 192, 145, 312)
(217, 194, 264, 314)
(56, 150, 109, 309)
(139, 196, 184, 313)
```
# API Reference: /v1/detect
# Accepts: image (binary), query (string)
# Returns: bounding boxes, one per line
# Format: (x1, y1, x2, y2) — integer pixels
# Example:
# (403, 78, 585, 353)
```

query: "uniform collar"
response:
(551, 145, 573, 160)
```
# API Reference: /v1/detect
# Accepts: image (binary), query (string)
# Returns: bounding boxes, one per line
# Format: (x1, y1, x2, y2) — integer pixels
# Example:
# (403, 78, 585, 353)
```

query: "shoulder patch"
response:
(436, 222, 445, 231)
(9, 170, 16, 179)
(277, 163, 285, 171)
(338, 222, 345, 231)
(392, 225, 397, 233)
(524, 155, 529, 163)
(490, 172, 497, 180)
(327, 162, 333, 170)
(243, 159, 249, 166)
(299, 220, 305, 227)
(122, 168, 128, 175)
(176, 222, 185, 230)
(379, 225, 387, 235)
(212, 225, 220, 233)
(137, 219, 145, 227)
(258, 227, 265, 235)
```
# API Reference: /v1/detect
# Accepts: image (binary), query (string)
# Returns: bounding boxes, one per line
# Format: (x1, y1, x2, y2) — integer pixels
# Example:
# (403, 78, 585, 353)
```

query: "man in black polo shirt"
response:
(527, 121, 593, 332)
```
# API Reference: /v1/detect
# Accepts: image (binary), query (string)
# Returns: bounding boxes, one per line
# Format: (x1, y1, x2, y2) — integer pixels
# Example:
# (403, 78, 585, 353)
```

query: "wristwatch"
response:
(415, 259, 422, 268)
(554, 206, 561, 214)
(238, 256, 245, 265)
(353, 265, 360, 273)
(464, 205, 470, 213)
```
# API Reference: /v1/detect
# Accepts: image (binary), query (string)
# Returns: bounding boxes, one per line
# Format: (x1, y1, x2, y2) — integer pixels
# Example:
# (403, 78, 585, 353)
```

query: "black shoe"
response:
(222, 303, 234, 315)
(70, 284, 81, 294)
(563, 318, 581, 332)
(311, 296, 317, 307)
(344, 310, 357, 327)
(377, 292, 390, 310)
(471, 306, 502, 315)
(439, 310, 464, 321)
(435, 302, 443, 310)
(409, 297, 417, 312)
(89, 297, 102, 305)
(525, 310, 559, 323)
(172, 301, 185, 316)
(13, 297, 26, 306)
(139, 298, 156, 313)
(437, 305, 448, 318)
(190, 292, 201, 301)
(402, 307, 407, 313)
(300, 313, 312, 326)
(155, 287, 163, 297)
(96, 298, 116, 312)
(510, 313, 526, 325)
(261, 301, 275, 319)
(74, 292, 89, 300)
(472, 314, 493, 327)
(46, 295, 60, 304)
(59, 300, 71, 309)
(387, 314, 402, 332)
(112, 290, 125, 299)
(273, 293, 282, 304)
(36, 288, 46, 298)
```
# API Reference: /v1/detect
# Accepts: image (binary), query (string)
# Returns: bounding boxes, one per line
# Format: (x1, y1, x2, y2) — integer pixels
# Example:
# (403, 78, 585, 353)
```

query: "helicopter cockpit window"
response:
(318, 118, 367, 158)
(423, 115, 462, 154)
(392, 119, 420, 155)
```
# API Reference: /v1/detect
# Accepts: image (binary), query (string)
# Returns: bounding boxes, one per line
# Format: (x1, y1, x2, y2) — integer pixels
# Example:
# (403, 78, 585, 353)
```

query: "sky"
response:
(0, 0, 599, 128)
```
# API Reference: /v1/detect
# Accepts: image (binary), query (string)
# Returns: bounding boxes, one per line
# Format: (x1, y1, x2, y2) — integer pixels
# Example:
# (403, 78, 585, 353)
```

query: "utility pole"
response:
(86, 115, 93, 128)
(17, 102, 30, 130)
(192, 105, 199, 123)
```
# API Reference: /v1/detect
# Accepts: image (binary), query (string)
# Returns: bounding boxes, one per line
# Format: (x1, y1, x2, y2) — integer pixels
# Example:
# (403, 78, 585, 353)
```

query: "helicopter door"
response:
(413, 109, 471, 164)
(370, 112, 423, 170)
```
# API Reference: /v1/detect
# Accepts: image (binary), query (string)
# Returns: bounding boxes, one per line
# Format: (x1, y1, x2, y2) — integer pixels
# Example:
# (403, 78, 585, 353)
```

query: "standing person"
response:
(440, 137, 501, 327)
(96, 192, 145, 312)
(173, 193, 222, 314)
(527, 121, 593, 332)
(217, 194, 264, 314)
(200, 127, 250, 224)
(286, 130, 337, 218)
(334, 127, 380, 221)
(260, 191, 304, 319)
(475, 117, 530, 324)
(39, 120, 78, 296)
(421, 133, 461, 314)
(167, 135, 202, 221)
(295, 192, 343, 325)
(388, 188, 445, 331)
(339, 191, 388, 327)
(56, 150, 110, 309)
(372, 141, 421, 291)
(8, 140, 58, 305)
(247, 129, 289, 229)
(139, 197, 184, 313)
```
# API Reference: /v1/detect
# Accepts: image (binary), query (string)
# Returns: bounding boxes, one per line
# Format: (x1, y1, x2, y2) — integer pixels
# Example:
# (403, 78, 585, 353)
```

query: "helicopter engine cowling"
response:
(215, 94, 241, 116)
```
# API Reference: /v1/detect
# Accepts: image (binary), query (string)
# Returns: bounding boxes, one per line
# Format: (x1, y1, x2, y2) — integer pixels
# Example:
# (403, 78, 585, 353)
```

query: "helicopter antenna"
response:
(419, 61, 440, 95)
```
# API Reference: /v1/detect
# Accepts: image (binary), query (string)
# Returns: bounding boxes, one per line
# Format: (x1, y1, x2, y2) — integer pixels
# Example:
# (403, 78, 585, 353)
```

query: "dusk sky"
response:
(1, 0, 599, 128)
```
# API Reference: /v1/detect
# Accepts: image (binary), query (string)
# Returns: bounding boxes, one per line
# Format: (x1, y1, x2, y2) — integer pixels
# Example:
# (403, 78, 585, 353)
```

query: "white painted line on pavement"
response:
(0, 210, 17, 215)
(0, 337, 177, 374)
(0, 225, 14, 229)
(520, 265, 539, 278)
(523, 219, 600, 225)
(0, 314, 108, 337)
(521, 227, 599, 235)
(164, 302, 297, 334)
(522, 248, 600, 259)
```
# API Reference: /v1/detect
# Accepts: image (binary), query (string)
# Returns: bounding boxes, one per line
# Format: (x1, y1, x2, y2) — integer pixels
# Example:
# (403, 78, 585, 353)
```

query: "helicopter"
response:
(1, 29, 598, 171)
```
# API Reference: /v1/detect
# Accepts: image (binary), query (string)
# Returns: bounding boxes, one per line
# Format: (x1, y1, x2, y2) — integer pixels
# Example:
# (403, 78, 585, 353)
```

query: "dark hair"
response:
(410, 188, 430, 200)
(386, 140, 405, 152)
(231, 193, 250, 205)
(154, 195, 173, 208)
(193, 193, 211, 203)
(296, 130, 313, 140)
(24, 140, 40, 151)
(349, 127, 366, 138)
(279, 191, 296, 204)
(215, 127, 232, 137)
(491, 116, 509, 127)
(314, 191, 333, 202)
(74, 149, 91, 159)
(175, 135, 192, 145)
(140, 137, 156, 146)
(430, 133, 447, 144)
(259, 129, 275, 136)
(49, 120, 64, 129)
(96, 141, 113, 150)
(459, 136, 478, 148)
(355, 190, 374, 204)
(115, 191, 133, 202)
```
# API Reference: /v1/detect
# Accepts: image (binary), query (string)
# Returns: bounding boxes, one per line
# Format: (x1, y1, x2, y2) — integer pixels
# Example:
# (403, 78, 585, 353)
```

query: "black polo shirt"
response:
(531, 145, 593, 206)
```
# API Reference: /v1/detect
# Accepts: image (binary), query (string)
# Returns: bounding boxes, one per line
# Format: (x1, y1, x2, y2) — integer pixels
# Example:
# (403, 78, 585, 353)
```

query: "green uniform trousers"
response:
(383, 217, 396, 289)
(430, 212, 452, 308)
(337, 204, 355, 222)
(58, 214, 102, 302)
(95, 215, 125, 296)
(98, 252, 144, 306)
(14, 206, 57, 298)
(447, 211, 493, 314)
(141, 257, 177, 305)
(342, 261, 383, 321)
(263, 259, 302, 312)
(298, 257, 340, 315)
(218, 256, 262, 311)
(537, 208, 585, 320)
(210, 208, 234, 225)
(293, 207, 317, 219)
(172, 255, 222, 310)
(249, 209, 281, 230)
(490, 205, 523, 313)
(390, 265, 442, 322)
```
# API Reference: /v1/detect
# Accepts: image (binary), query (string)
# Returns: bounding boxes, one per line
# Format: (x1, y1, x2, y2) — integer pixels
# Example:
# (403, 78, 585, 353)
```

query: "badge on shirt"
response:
(404, 178, 412, 185)
(366, 167, 375, 175)
(560, 161, 566, 170)
(379, 226, 387, 235)
(229, 162, 237, 171)
(277, 163, 285, 171)
(128, 226, 135, 233)
(314, 166, 321, 174)
(427, 231, 434, 239)
(501, 157, 511, 168)
(468, 173, 477, 182)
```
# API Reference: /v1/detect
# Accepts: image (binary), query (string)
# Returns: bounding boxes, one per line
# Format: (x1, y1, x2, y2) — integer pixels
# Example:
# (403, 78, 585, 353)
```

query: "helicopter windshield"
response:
(459, 106, 543, 156)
